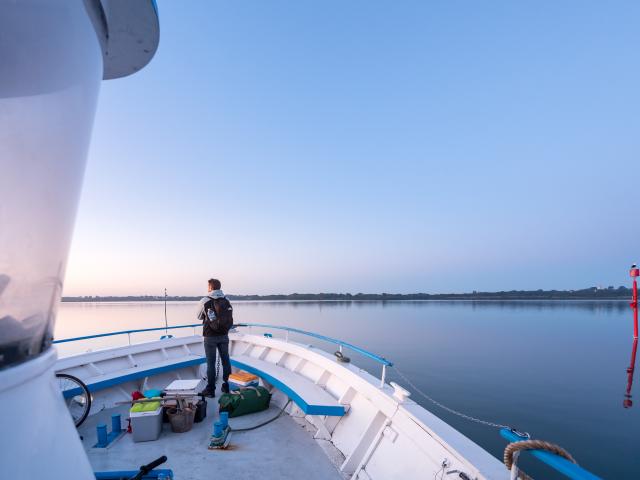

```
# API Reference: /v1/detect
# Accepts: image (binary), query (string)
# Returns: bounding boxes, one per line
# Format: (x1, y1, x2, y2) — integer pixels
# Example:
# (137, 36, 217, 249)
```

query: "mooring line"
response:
(393, 366, 511, 430)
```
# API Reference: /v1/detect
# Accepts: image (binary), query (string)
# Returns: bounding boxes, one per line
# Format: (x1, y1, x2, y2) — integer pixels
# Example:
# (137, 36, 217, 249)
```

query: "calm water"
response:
(55, 300, 639, 479)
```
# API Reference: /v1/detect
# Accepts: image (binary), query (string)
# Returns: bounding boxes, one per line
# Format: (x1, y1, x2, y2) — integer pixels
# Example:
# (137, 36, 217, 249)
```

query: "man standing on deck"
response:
(198, 278, 234, 397)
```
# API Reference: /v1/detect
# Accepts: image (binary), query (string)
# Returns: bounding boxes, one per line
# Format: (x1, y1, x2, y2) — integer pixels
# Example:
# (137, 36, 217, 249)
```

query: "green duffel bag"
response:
(218, 386, 272, 418)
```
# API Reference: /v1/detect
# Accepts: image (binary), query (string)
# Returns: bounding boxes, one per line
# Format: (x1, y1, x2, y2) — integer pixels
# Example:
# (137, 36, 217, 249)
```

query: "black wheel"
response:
(56, 373, 91, 427)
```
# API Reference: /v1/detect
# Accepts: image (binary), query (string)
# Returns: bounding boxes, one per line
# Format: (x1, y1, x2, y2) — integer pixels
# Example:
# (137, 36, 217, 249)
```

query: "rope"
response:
(230, 400, 292, 432)
(392, 367, 579, 480)
(503, 439, 576, 480)
(393, 367, 510, 429)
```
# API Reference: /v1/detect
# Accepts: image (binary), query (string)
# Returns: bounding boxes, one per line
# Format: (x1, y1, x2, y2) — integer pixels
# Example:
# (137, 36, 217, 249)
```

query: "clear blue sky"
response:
(64, 1, 640, 296)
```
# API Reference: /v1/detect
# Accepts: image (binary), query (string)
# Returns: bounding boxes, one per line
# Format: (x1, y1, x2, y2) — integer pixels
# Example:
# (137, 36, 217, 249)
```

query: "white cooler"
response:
(130, 401, 163, 442)
(164, 379, 205, 396)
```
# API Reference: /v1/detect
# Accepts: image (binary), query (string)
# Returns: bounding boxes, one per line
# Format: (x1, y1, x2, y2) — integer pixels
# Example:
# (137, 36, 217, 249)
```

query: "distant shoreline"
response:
(61, 287, 634, 302)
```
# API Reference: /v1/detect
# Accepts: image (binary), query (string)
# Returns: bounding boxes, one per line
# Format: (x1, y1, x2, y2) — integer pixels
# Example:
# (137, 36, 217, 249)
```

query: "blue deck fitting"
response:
(93, 419, 125, 449)
(96, 424, 108, 448)
(500, 429, 602, 480)
(111, 414, 122, 434)
(219, 411, 229, 428)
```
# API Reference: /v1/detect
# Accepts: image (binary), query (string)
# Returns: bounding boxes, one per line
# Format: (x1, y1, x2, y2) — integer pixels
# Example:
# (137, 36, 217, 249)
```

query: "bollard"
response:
(219, 411, 229, 429)
(111, 414, 121, 433)
(96, 424, 108, 448)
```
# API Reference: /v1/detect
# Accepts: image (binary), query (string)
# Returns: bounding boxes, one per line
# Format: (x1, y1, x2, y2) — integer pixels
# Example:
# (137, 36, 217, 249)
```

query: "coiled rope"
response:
(504, 439, 576, 480)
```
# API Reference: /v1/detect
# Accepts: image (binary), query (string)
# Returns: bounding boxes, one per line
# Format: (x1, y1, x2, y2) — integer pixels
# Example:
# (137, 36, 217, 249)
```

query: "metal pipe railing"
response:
(52, 323, 201, 344)
(53, 322, 392, 367)
(234, 323, 393, 367)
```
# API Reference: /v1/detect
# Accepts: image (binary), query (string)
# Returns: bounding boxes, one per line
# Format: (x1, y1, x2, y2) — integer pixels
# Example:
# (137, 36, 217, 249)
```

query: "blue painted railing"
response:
(52, 324, 201, 344)
(235, 323, 393, 367)
(53, 322, 391, 367)
(500, 429, 602, 480)
(53, 322, 392, 386)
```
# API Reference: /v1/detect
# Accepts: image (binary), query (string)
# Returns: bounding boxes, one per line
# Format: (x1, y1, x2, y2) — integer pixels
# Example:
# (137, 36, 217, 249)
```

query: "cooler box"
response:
(130, 401, 162, 442)
(164, 379, 204, 406)
(229, 371, 259, 390)
(164, 379, 205, 396)
(230, 380, 259, 391)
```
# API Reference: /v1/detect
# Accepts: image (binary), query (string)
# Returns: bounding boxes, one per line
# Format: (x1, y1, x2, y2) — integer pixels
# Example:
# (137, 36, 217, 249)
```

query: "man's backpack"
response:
(210, 297, 234, 333)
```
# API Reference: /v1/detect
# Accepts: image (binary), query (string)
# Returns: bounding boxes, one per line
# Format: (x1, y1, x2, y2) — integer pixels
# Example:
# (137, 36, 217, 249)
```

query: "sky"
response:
(63, 1, 640, 296)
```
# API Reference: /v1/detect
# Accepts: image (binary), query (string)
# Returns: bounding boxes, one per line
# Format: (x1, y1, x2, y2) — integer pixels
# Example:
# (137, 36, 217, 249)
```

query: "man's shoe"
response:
(200, 387, 215, 398)
(221, 382, 230, 394)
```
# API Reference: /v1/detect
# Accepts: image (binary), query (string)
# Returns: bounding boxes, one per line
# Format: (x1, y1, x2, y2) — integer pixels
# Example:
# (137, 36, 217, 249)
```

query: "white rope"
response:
(393, 367, 510, 430)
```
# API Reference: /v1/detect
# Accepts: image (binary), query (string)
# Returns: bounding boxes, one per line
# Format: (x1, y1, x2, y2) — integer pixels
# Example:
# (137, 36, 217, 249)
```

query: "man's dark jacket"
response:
(198, 295, 234, 337)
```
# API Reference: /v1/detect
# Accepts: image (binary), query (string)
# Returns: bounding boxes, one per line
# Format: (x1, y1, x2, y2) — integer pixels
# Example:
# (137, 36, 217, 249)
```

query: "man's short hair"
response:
(208, 278, 221, 290)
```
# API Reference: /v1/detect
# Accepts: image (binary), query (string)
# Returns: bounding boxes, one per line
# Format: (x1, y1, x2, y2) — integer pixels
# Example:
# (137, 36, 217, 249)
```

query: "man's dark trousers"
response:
(204, 335, 231, 392)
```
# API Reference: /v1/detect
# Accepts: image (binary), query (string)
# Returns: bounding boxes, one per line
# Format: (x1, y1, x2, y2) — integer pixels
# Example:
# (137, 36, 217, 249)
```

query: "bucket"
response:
(194, 398, 207, 423)
(167, 407, 196, 433)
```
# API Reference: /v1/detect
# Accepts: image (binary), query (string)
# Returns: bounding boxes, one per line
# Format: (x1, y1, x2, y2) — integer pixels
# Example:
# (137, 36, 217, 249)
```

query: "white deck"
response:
(80, 399, 344, 480)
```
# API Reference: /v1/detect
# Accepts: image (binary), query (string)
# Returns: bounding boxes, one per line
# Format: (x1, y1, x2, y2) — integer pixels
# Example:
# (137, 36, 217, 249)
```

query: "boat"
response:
(0, 2, 605, 479)
(54, 323, 506, 480)
(43, 321, 599, 480)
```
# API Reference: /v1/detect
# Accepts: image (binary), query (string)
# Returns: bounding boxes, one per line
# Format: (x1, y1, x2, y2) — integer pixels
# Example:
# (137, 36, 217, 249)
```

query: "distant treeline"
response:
(61, 286, 634, 302)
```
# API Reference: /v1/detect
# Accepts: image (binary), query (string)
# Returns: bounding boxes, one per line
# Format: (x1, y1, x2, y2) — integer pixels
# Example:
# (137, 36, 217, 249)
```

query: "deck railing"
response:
(52, 323, 202, 345)
(235, 322, 392, 387)
(52, 322, 392, 385)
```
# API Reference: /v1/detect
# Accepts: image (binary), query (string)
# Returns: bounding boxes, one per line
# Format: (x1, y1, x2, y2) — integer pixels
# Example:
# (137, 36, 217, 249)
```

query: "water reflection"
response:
(236, 299, 629, 313)
(624, 338, 638, 409)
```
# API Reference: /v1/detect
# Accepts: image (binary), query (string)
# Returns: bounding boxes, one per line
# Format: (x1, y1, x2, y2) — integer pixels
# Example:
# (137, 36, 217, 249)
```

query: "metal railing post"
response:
(127, 333, 131, 345)
(509, 452, 520, 480)
(380, 365, 386, 388)
(286, 330, 289, 342)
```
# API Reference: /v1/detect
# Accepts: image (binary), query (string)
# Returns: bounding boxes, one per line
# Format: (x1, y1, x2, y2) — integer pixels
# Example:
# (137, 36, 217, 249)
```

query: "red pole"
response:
(631, 265, 639, 339)
(624, 338, 638, 408)
(634, 279, 639, 339)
